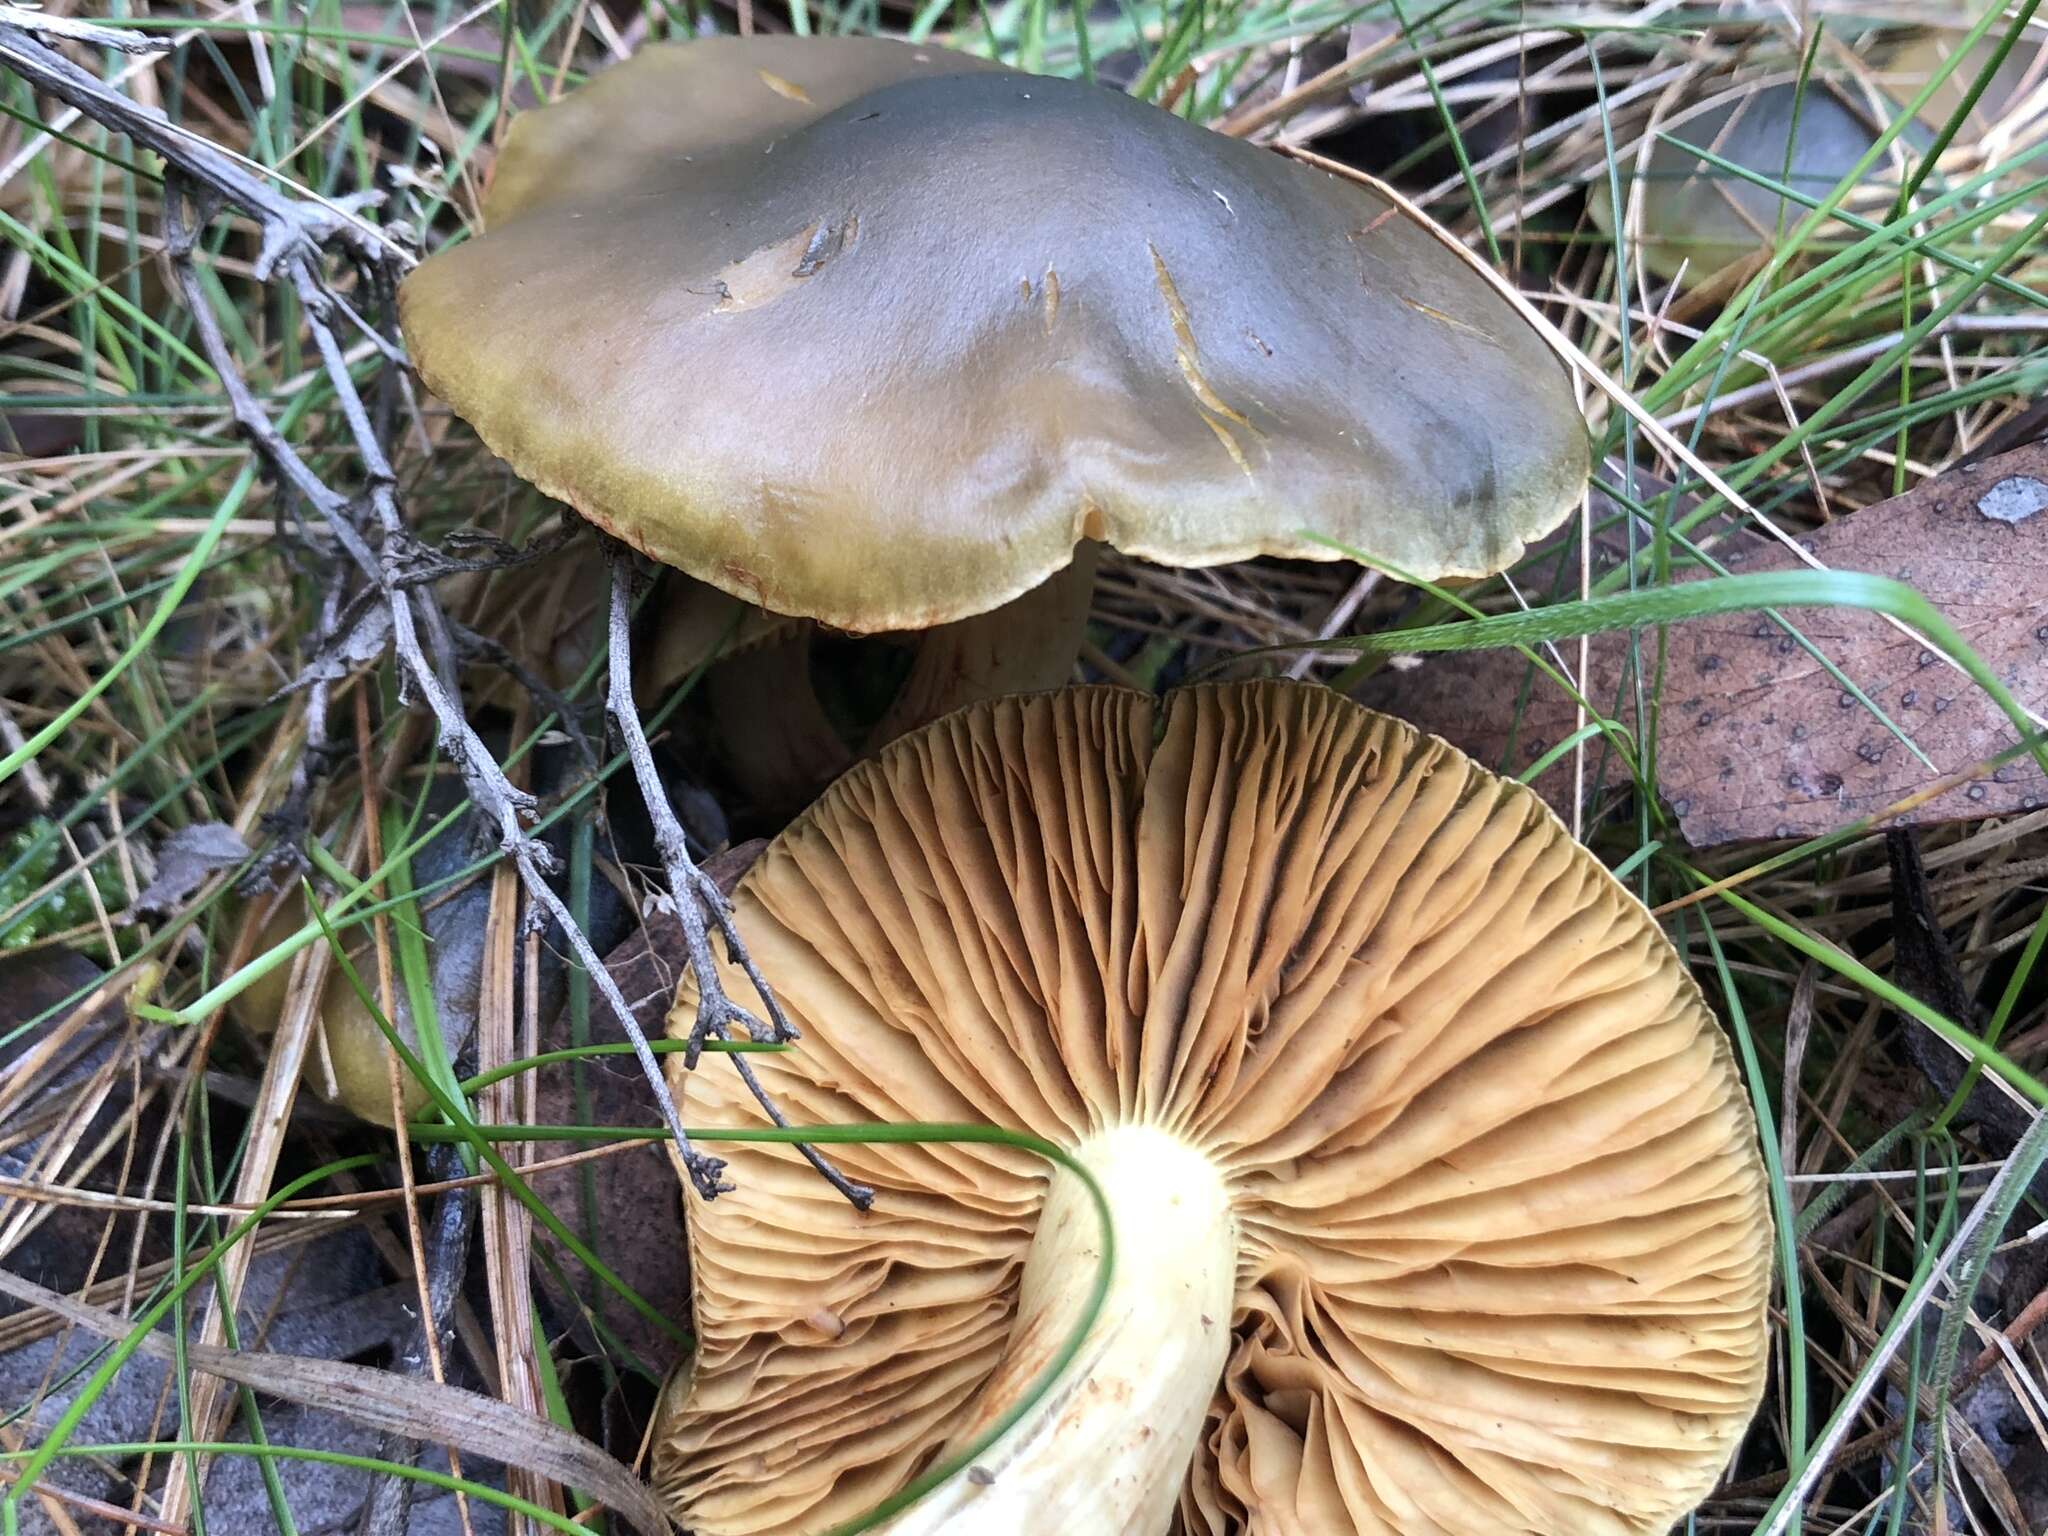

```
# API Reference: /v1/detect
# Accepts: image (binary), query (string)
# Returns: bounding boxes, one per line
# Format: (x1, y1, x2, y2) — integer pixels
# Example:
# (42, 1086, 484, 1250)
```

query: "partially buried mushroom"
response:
(229, 802, 492, 1128)
(1588, 77, 1893, 282)
(1590, 18, 2043, 287)
(654, 681, 1772, 1535)
(400, 37, 1589, 796)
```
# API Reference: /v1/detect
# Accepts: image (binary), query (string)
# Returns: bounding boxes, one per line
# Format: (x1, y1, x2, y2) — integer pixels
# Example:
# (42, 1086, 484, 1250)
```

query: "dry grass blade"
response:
(0, 1265, 675, 1535)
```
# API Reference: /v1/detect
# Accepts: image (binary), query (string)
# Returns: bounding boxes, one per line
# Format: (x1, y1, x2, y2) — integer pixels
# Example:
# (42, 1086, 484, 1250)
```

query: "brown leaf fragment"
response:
(1354, 444, 2048, 845)
(531, 911, 695, 1381)
(132, 822, 252, 916)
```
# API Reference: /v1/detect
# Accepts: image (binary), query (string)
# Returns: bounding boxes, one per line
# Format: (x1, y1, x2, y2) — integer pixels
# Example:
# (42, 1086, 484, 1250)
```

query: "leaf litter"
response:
(1358, 443, 2048, 844)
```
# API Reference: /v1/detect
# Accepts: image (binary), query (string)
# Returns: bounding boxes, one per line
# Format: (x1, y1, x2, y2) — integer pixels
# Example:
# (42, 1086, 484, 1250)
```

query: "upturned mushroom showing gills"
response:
(653, 682, 1772, 1535)
(398, 36, 1588, 739)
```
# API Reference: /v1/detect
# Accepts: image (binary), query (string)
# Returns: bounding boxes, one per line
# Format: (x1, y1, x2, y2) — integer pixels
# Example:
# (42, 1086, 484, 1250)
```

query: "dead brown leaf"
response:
(1355, 445, 2048, 845)
(531, 910, 695, 1383)
(528, 851, 764, 1380)
(131, 821, 251, 916)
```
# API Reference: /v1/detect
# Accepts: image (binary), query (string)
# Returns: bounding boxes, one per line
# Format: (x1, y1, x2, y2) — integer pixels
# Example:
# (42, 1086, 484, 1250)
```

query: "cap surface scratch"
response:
(757, 69, 811, 103)
(1150, 242, 1261, 467)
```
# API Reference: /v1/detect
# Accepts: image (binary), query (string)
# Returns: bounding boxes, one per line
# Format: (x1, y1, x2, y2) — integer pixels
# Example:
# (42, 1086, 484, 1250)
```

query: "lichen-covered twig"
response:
(606, 547, 874, 1210)
(0, 17, 849, 1206)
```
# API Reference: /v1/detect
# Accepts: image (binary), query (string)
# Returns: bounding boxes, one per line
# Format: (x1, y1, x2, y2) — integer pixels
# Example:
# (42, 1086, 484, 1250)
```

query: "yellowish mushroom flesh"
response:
(230, 895, 429, 1129)
(657, 681, 1772, 1535)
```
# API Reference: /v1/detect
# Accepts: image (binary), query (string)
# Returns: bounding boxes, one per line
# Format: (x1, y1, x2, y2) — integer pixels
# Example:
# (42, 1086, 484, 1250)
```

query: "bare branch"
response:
(0, 21, 396, 271)
(0, 7, 171, 55)
(606, 547, 874, 1211)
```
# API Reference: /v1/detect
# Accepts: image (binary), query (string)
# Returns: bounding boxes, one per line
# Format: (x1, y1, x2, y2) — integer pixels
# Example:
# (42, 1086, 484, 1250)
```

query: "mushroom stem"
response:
(705, 633, 856, 816)
(884, 1124, 1237, 1535)
(864, 542, 1101, 752)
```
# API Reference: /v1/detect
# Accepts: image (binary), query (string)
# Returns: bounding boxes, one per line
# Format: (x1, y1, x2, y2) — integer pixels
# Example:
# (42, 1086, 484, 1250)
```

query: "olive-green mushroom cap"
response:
(400, 38, 1589, 633)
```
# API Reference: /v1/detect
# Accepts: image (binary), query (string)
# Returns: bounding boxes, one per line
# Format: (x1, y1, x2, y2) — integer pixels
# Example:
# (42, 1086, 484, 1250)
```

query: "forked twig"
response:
(0, 17, 855, 1206)
(606, 547, 874, 1210)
